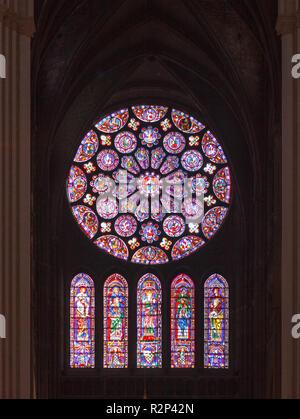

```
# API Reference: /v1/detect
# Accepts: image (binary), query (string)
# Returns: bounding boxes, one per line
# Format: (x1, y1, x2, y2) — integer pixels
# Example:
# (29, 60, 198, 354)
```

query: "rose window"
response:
(67, 105, 232, 264)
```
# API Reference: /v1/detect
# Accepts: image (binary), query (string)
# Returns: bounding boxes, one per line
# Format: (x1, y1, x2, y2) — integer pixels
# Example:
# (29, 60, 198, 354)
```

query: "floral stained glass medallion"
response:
(95, 109, 129, 133)
(72, 206, 98, 239)
(114, 132, 137, 154)
(67, 166, 87, 203)
(75, 130, 99, 163)
(67, 106, 232, 264)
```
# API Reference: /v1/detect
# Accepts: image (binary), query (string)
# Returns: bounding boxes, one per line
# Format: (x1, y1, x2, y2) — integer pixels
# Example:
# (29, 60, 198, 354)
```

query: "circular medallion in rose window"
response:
(67, 105, 232, 264)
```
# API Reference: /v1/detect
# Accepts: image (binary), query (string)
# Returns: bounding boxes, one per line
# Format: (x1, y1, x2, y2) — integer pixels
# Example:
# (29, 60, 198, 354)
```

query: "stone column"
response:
(0, 0, 34, 399)
(277, 0, 300, 399)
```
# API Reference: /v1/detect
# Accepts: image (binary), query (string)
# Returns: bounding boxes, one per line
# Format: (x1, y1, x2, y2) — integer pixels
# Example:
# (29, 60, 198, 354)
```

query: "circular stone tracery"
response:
(67, 105, 232, 264)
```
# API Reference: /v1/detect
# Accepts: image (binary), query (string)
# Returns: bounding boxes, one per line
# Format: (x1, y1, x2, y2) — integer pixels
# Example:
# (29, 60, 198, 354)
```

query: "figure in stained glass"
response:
(104, 274, 128, 368)
(171, 274, 195, 368)
(137, 274, 162, 368)
(70, 274, 95, 369)
(204, 274, 229, 369)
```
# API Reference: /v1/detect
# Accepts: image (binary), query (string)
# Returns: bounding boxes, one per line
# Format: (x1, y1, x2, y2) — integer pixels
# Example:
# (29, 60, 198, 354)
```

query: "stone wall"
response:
(0, 0, 34, 399)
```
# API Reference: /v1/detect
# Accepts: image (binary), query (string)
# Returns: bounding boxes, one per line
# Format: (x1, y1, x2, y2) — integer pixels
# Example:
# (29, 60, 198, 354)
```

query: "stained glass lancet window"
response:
(104, 274, 128, 368)
(204, 274, 229, 369)
(137, 274, 162, 368)
(70, 273, 95, 368)
(67, 105, 232, 265)
(171, 274, 195, 368)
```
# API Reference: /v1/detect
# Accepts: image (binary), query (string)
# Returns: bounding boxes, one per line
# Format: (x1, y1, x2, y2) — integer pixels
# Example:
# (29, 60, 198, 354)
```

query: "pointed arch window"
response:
(171, 274, 195, 368)
(204, 274, 229, 369)
(104, 274, 128, 368)
(137, 274, 162, 368)
(70, 273, 95, 368)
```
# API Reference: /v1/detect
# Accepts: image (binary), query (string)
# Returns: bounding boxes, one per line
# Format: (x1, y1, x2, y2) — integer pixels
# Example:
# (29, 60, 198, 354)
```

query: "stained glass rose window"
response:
(67, 105, 231, 264)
